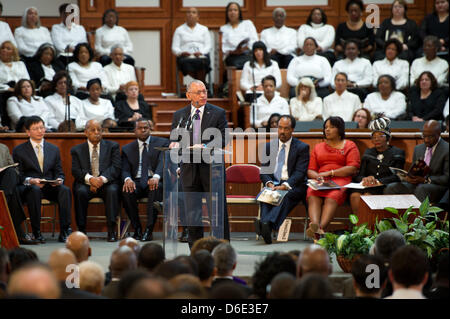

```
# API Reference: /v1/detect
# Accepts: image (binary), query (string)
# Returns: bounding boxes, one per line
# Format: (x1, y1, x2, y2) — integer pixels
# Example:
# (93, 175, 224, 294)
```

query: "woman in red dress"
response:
(306, 116, 361, 238)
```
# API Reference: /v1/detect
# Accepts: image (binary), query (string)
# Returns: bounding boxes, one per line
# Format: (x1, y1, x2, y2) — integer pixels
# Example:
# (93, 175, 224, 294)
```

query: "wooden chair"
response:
(86, 197, 121, 238)
(24, 199, 58, 238)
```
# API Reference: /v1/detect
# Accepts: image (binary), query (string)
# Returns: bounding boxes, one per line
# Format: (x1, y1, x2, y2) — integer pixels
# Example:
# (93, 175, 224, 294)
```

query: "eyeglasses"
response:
(29, 126, 45, 131)
(189, 90, 207, 95)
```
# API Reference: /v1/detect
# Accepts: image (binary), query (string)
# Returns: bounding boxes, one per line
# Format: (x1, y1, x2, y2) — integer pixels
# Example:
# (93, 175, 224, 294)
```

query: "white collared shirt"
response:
(51, 22, 87, 55)
(172, 22, 211, 56)
(0, 21, 17, 47)
(297, 23, 335, 52)
(260, 25, 297, 56)
(331, 57, 373, 88)
(372, 57, 409, 90)
(7, 96, 58, 130)
(42, 64, 56, 82)
(240, 60, 282, 93)
(286, 54, 332, 88)
(67, 61, 106, 90)
(289, 96, 323, 121)
(220, 20, 258, 58)
(364, 91, 407, 119)
(385, 288, 426, 299)
(252, 93, 289, 128)
(95, 24, 133, 56)
(84, 140, 108, 185)
(103, 62, 137, 94)
(75, 98, 116, 130)
(0, 61, 30, 91)
(14, 26, 53, 57)
(44, 93, 82, 124)
(323, 90, 361, 121)
(410, 56, 449, 87)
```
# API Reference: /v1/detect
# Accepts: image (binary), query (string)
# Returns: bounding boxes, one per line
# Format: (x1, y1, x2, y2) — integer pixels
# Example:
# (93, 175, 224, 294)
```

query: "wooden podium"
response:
(358, 194, 422, 230)
(0, 190, 19, 249)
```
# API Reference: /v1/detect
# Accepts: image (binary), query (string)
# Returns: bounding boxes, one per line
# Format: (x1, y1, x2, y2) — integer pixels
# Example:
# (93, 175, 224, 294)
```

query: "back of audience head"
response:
(47, 248, 77, 282)
(0, 248, 10, 285)
(435, 251, 449, 287)
(66, 231, 91, 263)
(7, 262, 60, 299)
(351, 255, 387, 298)
(389, 245, 429, 291)
(8, 247, 38, 273)
(267, 272, 297, 299)
(210, 281, 248, 299)
(169, 274, 208, 298)
(251, 252, 297, 299)
(79, 260, 105, 295)
(138, 242, 165, 273)
(292, 273, 334, 299)
(173, 255, 199, 277)
(374, 229, 406, 265)
(212, 243, 237, 277)
(109, 246, 137, 280)
(192, 249, 215, 285)
(190, 236, 226, 255)
(126, 275, 173, 299)
(153, 259, 195, 280)
(119, 237, 141, 256)
(297, 244, 332, 278)
(116, 269, 151, 299)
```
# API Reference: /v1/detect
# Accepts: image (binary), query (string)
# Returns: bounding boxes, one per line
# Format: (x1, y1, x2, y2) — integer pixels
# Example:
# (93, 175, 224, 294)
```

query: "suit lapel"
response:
(99, 140, 107, 173)
(42, 141, 50, 174)
(26, 141, 41, 173)
(286, 139, 296, 177)
(428, 139, 441, 169)
(82, 142, 91, 172)
(201, 104, 212, 133)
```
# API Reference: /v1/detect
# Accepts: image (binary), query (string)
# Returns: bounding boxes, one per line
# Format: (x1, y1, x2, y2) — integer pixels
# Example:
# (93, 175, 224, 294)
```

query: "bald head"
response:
(66, 231, 91, 263)
(422, 120, 441, 148)
(48, 248, 77, 282)
(297, 244, 332, 278)
(110, 246, 137, 279)
(8, 264, 61, 299)
(119, 237, 141, 256)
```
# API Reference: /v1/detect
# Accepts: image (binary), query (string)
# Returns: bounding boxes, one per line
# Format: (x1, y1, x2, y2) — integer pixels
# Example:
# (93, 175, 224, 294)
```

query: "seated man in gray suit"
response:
(384, 120, 449, 203)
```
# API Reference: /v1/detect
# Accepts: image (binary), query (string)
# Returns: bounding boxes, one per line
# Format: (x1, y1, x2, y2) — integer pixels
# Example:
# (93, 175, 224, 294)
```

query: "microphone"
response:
(176, 116, 184, 129)
(185, 108, 197, 131)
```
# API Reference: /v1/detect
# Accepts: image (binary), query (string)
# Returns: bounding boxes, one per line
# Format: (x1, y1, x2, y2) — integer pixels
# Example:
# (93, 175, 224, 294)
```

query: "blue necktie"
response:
(274, 143, 286, 182)
(141, 142, 149, 189)
(193, 109, 201, 145)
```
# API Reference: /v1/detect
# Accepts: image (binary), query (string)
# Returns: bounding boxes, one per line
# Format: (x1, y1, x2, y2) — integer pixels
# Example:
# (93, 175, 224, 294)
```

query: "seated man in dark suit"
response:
(384, 120, 449, 203)
(256, 115, 310, 244)
(71, 119, 121, 242)
(12, 116, 72, 243)
(121, 118, 169, 241)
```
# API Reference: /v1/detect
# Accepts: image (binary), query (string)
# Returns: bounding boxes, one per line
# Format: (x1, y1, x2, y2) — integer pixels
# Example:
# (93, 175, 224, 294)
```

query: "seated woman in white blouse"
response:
(14, 7, 53, 62)
(287, 37, 332, 99)
(172, 7, 211, 84)
(95, 9, 134, 67)
(75, 78, 116, 131)
(220, 2, 258, 71)
(44, 71, 82, 131)
(7, 79, 57, 131)
(364, 74, 407, 120)
(298, 8, 336, 65)
(0, 3, 16, 47)
(372, 38, 409, 91)
(0, 40, 30, 127)
(240, 41, 282, 102)
(289, 77, 323, 121)
(68, 43, 106, 100)
(323, 72, 361, 121)
(331, 39, 372, 102)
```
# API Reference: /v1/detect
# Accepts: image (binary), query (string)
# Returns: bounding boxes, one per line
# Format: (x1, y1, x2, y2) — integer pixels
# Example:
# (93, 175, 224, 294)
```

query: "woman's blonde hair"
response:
(1, 41, 20, 62)
(295, 77, 317, 101)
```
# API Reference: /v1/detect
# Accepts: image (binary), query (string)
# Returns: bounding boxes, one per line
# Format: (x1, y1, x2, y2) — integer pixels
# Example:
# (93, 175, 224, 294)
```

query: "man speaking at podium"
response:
(169, 80, 230, 248)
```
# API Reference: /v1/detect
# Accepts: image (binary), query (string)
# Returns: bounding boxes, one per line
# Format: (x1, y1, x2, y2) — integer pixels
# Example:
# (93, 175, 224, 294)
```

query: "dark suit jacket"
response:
(12, 140, 64, 184)
(121, 136, 169, 181)
(26, 60, 65, 88)
(71, 140, 121, 185)
(413, 139, 449, 186)
(260, 138, 310, 199)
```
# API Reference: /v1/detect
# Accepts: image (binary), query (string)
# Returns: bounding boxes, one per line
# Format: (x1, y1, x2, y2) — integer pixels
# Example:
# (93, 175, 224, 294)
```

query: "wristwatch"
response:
(426, 177, 432, 184)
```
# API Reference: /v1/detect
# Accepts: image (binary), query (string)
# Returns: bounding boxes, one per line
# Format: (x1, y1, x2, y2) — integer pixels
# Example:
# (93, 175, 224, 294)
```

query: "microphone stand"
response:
(63, 47, 72, 132)
(251, 66, 257, 129)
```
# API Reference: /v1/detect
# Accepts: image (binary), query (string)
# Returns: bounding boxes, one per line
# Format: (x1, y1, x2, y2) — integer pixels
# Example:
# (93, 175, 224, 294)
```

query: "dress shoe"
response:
(58, 232, 67, 243)
(178, 228, 188, 243)
(33, 231, 46, 244)
(141, 228, 153, 241)
(65, 227, 73, 236)
(261, 222, 272, 244)
(132, 228, 143, 241)
(254, 219, 262, 236)
(19, 233, 37, 245)
(306, 223, 319, 240)
(107, 231, 117, 242)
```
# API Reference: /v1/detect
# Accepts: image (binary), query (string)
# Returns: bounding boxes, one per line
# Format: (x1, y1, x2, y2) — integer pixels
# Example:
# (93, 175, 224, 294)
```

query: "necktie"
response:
(193, 109, 201, 145)
(424, 147, 432, 166)
(36, 144, 44, 172)
(274, 144, 286, 182)
(92, 145, 99, 177)
(141, 142, 149, 188)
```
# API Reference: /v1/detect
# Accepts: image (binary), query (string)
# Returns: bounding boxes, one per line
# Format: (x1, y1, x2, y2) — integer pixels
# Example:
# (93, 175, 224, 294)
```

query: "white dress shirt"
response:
(51, 22, 87, 55)
(260, 25, 297, 56)
(44, 93, 82, 124)
(75, 98, 115, 130)
(252, 93, 289, 127)
(84, 140, 108, 185)
(297, 23, 335, 52)
(240, 60, 282, 93)
(0, 21, 17, 47)
(25, 138, 46, 185)
(172, 23, 211, 56)
(331, 57, 373, 88)
(95, 25, 133, 56)
(287, 54, 332, 88)
(7, 96, 58, 130)
(289, 97, 323, 121)
(220, 20, 258, 58)
(103, 62, 137, 95)
(443, 98, 449, 119)
(14, 26, 53, 58)
(124, 136, 160, 182)
(68, 61, 105, 91)
(323, 90, 361, 121)
(266, 137, 292, 189)
(41, 64, 56, 82)
(0, 61, 30, 91)
(410, 56, 449, 87)
(372, 57, 409, 90)
(364, 91, 407, 119)
(384, 289, 426, 299)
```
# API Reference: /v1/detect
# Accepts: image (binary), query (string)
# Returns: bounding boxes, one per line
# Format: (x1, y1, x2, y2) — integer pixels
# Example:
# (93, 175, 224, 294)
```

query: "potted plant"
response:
(317, 214, 374, 273)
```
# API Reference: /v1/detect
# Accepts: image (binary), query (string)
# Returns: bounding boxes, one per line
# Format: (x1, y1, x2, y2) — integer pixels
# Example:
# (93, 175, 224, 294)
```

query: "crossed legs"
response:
(306, 196, 339, 237)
